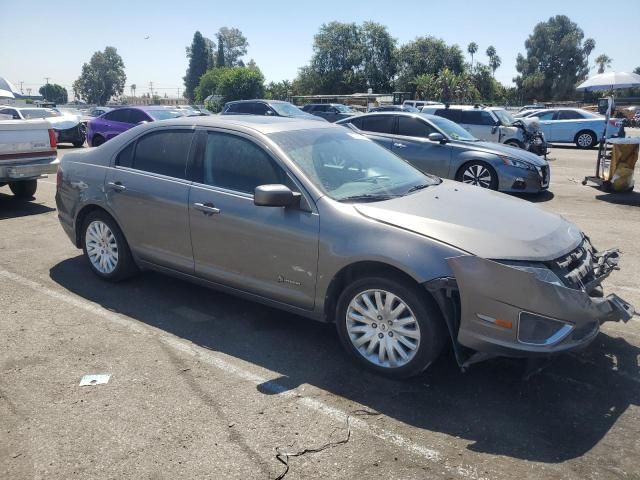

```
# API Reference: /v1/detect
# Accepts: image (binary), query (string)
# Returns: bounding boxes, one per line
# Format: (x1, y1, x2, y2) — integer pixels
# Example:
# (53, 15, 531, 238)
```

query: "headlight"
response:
(499, 262, 564, 287)
(498, 155, 535, 170)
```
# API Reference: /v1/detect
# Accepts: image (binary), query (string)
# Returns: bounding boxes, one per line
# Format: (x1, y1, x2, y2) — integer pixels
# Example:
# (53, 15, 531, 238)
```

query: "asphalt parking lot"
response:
(1, 142, 640, 480)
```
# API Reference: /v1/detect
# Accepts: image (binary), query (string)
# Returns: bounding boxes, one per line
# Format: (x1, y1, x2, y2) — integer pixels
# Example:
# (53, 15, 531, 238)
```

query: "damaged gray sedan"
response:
(55, 116, 635, 378)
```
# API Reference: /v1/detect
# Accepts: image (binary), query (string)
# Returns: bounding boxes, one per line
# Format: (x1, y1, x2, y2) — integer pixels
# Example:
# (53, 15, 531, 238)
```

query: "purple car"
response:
(87, 106, 184, 146)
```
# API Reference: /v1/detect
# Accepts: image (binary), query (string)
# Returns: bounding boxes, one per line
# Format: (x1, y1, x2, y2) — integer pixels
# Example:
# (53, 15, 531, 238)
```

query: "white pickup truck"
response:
(0, 119, 59, 199)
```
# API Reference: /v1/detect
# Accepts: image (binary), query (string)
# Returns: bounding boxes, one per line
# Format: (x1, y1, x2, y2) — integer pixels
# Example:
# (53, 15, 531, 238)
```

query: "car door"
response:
(188, 129, 319, 310)
(102, 109, 133, 140)
(392, 116, 452, 178)
(356, 114, 396, 150)
(555, 110, 585, 142)
(0, 108, 21, 119)
(105, 128, 195, 273)
(461, 110, 498, 142)
(534, 110, 558, 141)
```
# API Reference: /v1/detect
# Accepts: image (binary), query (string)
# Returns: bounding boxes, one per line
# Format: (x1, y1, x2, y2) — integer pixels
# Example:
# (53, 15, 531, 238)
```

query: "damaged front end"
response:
(426, 237, 635, 368)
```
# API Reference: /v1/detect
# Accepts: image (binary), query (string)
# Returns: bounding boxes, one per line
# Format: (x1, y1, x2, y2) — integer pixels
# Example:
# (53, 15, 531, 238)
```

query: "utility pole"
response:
(26, 88, 32, 96)
(19, 81, 24, 94)
(149, 81, 154, 97)
(44, 77, 50, 85)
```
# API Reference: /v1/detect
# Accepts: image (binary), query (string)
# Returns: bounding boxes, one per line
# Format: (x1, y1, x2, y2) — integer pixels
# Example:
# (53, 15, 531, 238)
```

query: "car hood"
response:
(455, 139, 548, 166)
(353, 180, 582, 261)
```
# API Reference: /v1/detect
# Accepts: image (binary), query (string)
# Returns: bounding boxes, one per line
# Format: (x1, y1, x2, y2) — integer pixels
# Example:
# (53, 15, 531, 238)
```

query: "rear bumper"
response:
(442, 254, 635, 359)
(0, 157, 59, 181)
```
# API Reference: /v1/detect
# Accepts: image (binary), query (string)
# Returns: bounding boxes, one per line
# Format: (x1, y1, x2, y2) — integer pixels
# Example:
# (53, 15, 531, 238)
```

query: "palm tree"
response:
(595, 54, 613, 74)
(467, 42, 478, 69)
(130, 83, 137, 97)
(486, 45, 496, 60)
(583, 38, 596, 69)
(489, 55, 502, 77)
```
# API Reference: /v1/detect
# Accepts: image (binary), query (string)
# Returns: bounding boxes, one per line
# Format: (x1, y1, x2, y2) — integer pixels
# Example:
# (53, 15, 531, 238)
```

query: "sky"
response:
(2, 0, 639, 99)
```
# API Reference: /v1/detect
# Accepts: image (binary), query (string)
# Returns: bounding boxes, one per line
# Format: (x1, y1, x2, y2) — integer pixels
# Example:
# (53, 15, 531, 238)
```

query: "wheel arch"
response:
(323, 261, 438, 324)
(74, 204, 121, 248)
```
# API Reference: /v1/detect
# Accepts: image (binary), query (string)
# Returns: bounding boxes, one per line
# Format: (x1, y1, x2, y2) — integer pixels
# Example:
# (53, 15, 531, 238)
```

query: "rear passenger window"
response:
(346, 117, 364, 129)
(128, 109, 150, 124)
(434, 109, 461, 123)
(130, 130, 193, 178)
(104, 109, 130, 123)
(558, 110, 584, 120)
(250, 103, 270, 115)
(361, 115, 395, 134)
(116, 142, 135, 168)
(201, 132, 285, 193)
(397, 117, 436, 137)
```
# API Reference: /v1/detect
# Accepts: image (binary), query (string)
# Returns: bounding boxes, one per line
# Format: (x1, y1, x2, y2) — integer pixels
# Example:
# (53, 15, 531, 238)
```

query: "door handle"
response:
(107, 181, 126, 192)
(393, 142, 407, 148)
(193, 202, 220, 215)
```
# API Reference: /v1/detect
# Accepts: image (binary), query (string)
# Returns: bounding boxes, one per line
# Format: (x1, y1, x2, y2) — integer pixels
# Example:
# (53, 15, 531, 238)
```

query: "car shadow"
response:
(511, 190, 555, 203)
(0, 192, 55, 219)
(49, 256, 640, 463)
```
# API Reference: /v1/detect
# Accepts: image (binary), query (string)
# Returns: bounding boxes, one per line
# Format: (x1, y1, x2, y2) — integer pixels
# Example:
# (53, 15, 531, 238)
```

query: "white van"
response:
(402, 100, 442, 110)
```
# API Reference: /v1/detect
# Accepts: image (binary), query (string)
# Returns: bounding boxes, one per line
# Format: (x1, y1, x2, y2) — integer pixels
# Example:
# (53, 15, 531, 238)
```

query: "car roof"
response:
(337, 111, 441, 122)
(226, 99, 288, 105)
(139, 115, 335, 135)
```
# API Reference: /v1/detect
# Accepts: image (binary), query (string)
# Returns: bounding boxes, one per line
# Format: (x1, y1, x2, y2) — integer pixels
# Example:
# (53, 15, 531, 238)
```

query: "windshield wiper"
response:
(338, 193, 399, 203)
(406, 184, 431, 194)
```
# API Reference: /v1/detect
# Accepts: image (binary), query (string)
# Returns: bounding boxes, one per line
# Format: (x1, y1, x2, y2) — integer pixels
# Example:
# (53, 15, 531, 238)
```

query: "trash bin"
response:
(604, 138, 639, 192)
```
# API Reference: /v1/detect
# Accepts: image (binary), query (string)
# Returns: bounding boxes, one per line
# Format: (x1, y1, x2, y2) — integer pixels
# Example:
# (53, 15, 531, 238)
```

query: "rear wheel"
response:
(91, 135, 105, 147)
(82, 211, 137, 281)
(9, 180, 37, 199)
(335, 276, 446, 378)
(456, 161, 499, 190)
(575, 130, 597, 149)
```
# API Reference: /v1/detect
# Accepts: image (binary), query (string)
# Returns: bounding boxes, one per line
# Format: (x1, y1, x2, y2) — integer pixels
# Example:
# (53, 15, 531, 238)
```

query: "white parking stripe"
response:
(0, 268, 488, 480)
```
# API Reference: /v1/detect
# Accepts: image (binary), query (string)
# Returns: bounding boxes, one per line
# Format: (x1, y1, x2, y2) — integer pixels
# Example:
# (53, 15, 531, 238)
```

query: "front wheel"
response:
(575, 130, 597, 149)
(335, 276, 446, 378)
(91, 135, 105, 147)
(456, 161, 499, 190)
(9, 180, 37, 199)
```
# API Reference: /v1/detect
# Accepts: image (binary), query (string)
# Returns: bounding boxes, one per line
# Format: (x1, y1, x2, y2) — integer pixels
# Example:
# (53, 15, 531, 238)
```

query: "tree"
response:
(265, 80, 292, 100)
(514, 15, 589, 100)
(39, 83, 68, 104)
(216, 27, 248, 66)
(216, 36, 225, 67)
(130, 84, 136, 97)
(595, 54, 613, 74)
(360, 21, 397, 92)
(471, 63, 498, 101)
(184, 31, 211, 101)
(583, 38, 596, 69)
(414, 68, 478, 103)
(73, 46, 126, 105)
(194, 68, 225, 103)
(215, 66, 264, 102)
(396, 36, 465, 92)
(634, 66, 640, 75)
(467, 42, 478, 69)
(489, 54, 502, 77)
(485, 45, 496, 60)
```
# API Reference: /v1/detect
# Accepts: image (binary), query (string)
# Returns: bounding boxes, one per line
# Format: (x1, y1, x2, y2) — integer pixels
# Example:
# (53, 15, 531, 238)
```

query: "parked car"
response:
(222, 99, 324, 121)
(528, 108, 624, 149)
(86, 107, 113, 118)
(0, 105, 86, 147)
(302, 103, 360, 122)
(369, 105, 419, 112)
(55, 116, 634, 377)
(421, 105, 532, 149)
(518, 104, 546, 113)
(336, 112, 549, 193)
(0, 118, 58, 198)
(402, 100, 442, 109)
(87, 106, 184, 146)
(175, 105, 213, 116)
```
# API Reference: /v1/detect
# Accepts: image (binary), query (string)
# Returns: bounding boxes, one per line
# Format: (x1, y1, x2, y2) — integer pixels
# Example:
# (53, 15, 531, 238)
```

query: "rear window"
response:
(397, 117, 436, 138)
(361, 115, 395, 134)
(461, 110, 495, 126)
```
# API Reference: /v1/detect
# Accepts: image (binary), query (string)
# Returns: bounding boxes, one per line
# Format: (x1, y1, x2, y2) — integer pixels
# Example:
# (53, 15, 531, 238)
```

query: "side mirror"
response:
(428, 132, 447, 143)
(254, 184, 299, 207)
(491, 125, 498, 134)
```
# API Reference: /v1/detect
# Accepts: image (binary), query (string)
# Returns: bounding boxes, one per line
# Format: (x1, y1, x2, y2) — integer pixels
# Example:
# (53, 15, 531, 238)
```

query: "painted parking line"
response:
(0, 267, 488, 480)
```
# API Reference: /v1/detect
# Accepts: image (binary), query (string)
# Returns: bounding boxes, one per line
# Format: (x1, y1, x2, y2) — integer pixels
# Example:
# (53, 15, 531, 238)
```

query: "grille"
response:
(537, 165, 549, 188)
(549, 238, 596, 290)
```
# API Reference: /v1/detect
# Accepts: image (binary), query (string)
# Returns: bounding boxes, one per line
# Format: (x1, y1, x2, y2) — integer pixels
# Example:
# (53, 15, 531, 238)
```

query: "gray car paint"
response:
(337, 112, 549, 193)
(55, 115, 633, 365)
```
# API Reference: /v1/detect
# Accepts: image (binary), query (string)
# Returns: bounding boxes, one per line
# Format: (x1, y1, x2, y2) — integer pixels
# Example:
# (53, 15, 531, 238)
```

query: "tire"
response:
(9, 180, 37, 199)
(91, 135, 105, 147)
(81, 210, 138, 281)
(456, 161, 499, 190)
(73, 141, 85, 148)
(505, 139, 524, 149)
(335, 275, 447, 378)
(575, 130, 597, 149)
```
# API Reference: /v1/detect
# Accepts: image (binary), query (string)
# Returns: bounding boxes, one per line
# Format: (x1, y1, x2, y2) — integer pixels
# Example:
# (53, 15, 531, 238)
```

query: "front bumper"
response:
(498, 164, 549, 193)
(444, 252, 634, 359)
(0, 157, 59, 181)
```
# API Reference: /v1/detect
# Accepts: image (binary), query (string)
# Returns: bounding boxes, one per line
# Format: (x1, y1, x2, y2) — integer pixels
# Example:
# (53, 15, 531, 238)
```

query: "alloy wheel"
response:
(577, 133, 594, 148)
(85, 220, 119, 274)
(462, 164, 493, 188)
(346, 289, 421, 368)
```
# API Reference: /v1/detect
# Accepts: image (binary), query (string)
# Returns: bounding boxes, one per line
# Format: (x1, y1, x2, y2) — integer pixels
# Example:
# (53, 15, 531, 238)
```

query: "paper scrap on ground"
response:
(79, 374, 111, 386)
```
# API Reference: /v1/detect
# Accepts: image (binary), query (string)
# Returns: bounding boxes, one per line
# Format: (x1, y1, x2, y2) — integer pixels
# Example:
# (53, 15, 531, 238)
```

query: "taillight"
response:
(48, 128, 57, 149)
(56, 166, 62, 190)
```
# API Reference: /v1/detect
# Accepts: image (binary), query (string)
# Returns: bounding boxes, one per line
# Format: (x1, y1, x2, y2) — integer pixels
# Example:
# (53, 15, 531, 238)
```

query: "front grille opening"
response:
(547, 239, 596, 291)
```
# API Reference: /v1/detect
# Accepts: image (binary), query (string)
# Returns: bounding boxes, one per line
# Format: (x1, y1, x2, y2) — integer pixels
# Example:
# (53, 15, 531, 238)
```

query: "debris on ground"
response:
(273, 417, 351, 480)
(79, 374, 111, 386)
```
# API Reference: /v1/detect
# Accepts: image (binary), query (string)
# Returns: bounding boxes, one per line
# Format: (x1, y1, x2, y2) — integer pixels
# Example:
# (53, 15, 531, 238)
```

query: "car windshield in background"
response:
(429, 116, 478, 141)
(493, 109, 515, 126)
(147, 109, 184, 120)
(20, 108, 61, 119)
(334, 104, 355, 113)
(269, 128, 439, 202)
(271, 103, 309, 117)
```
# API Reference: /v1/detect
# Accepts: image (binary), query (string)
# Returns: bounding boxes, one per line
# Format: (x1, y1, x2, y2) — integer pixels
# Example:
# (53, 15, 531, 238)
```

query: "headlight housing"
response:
(498, 155, 535, 171)
(498, 261, 564, 287)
